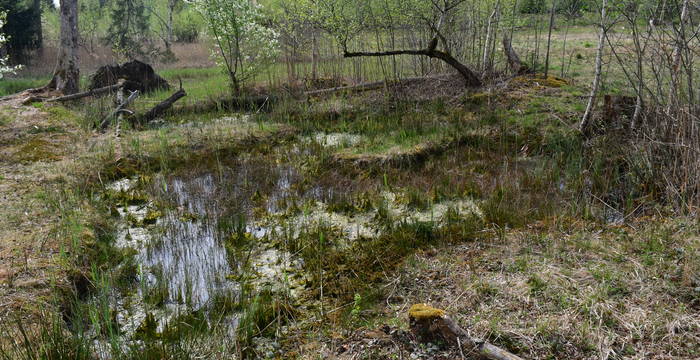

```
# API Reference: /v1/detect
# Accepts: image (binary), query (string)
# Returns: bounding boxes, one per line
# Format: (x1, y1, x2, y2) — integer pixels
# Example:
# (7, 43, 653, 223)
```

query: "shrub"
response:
(173, 9, 202, 43)
(520, 0, 547, 14)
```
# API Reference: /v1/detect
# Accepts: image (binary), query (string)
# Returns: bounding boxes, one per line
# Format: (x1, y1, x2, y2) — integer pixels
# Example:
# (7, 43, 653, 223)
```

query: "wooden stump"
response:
(408, 304, 523, 360)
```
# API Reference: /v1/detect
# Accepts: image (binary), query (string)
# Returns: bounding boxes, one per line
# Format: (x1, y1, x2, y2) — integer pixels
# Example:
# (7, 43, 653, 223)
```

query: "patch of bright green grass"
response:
(0, 77, 48, 96)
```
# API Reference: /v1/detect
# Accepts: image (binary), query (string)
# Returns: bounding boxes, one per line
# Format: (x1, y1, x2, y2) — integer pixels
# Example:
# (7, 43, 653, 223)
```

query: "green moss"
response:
(142, 209, 163, 225)
(105, 190, 149, 207)
(44, 104, 79, 123)
(11, 136, 62, 163)
(511, 74, 569, 88)
(135, 313, 160, 341)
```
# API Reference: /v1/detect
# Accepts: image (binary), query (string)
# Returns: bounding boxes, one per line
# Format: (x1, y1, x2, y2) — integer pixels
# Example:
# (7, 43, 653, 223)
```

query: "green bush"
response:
(520, 0, 547, 14)
(173, 9, 202, 43)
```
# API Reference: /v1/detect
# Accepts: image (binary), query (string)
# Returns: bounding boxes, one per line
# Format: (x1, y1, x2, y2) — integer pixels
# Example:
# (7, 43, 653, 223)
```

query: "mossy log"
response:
(408, 304, 523, 360)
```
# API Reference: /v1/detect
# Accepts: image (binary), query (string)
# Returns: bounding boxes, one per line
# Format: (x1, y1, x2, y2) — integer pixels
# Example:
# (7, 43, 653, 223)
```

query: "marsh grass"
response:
(393, 218, 700, 359)
(0, 77, 48, 97)
(5, 19, 700, 359)
(0, 313, 92, 360)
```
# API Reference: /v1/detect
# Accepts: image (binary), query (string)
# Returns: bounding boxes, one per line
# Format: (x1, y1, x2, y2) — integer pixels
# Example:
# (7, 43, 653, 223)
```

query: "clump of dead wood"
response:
(409, 304, 523, 360)
(89, 60, 170, 94)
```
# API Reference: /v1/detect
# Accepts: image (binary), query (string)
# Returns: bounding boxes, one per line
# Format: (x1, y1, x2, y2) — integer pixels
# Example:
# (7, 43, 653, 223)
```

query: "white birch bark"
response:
(668, 0, 689, 108)
(580, 0, 607, 133)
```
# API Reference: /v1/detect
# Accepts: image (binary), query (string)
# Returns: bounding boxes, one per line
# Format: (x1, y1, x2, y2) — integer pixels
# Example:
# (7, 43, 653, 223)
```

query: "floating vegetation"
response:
(102, 144, 485, 349)
(304, 132, 364, 148)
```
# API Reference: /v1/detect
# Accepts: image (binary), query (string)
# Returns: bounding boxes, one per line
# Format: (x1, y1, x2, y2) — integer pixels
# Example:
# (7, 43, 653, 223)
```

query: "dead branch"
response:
(46, 82, 124, 103)
(99, 90, 140, 130)
(343, 48, 482, 87)
(304, 75, 446, 97)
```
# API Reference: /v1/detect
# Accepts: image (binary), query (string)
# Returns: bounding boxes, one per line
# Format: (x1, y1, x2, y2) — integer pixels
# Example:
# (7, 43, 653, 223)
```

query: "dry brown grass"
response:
(16, 42, 216, 78)
(327, 217, 700, 359)
(0, 98, 89, 320)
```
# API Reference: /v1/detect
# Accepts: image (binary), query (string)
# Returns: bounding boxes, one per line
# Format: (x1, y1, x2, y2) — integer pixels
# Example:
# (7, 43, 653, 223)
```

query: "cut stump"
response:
(408, 304, 523, 360)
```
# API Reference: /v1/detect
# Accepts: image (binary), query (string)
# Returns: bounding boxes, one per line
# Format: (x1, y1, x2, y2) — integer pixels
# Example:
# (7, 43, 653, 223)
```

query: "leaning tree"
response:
(315, 0, 483, 87)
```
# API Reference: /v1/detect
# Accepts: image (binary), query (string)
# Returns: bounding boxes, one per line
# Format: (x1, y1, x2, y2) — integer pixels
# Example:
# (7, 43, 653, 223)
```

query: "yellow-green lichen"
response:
(409, 303, 446, 320)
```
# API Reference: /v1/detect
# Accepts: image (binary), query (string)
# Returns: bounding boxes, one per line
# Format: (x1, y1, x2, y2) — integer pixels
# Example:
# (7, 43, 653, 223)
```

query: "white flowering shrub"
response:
(194, 0, 279, 94)
(0, 12, 21, 79)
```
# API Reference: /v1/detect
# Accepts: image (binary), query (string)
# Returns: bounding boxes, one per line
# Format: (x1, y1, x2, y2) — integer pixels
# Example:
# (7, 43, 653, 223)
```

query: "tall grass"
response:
(0, 78, 47, 97)
(0, 313, 92, 360)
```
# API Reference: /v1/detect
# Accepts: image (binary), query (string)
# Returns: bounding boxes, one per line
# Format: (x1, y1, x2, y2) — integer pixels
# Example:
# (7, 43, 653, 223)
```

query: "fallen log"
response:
(304, 75, 445, 97)
(46, 82, 124, 103)
(99, 90, 140, 130)
(409, 304, 523, 360)
(304, 79, 389, 97)
(137, 88, 187, 123)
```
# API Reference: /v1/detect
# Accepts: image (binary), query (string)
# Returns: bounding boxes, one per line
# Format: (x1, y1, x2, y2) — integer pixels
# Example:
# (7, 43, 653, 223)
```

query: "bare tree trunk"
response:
(544, 0, 557, 78)
(668, 0, 689, 108)
(580, 0, 607, 133)
(503, 35, 529, 74)
(311, 28, 319, 80)
(33, 0, 43, 54)
(482, 1, 500, 74)
(139, 88, 187, 123)
(560, 18, 570, 77)
(409, 304, 523, 360)
(168, 0, 176, 45)
(49, 0, 80, 95)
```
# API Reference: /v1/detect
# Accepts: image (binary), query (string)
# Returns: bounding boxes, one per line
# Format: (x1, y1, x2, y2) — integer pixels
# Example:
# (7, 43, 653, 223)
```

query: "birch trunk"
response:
(482, 2, 500, 74)
(311, 29, 319, 80)
(168, 0, 176, 45)
(544, 0, 557, 78)
(580, 0, 607, 133)
(50, 0, 80, 95)
(668, 0, 689, 108)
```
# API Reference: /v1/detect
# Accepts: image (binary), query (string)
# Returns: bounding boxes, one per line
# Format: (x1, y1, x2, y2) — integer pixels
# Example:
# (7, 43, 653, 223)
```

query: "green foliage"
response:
(78, 0, 111, 50)
(519, 0, 547, 14)
(482, 185, 527, 228)
(237, 289, 293, 351)
(0, 0, 42, 63)
(104, 0, 152, 59)
(173, 7, 202, 43)
(194, 0, 279, 94)
(0, 314, 93, 360)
